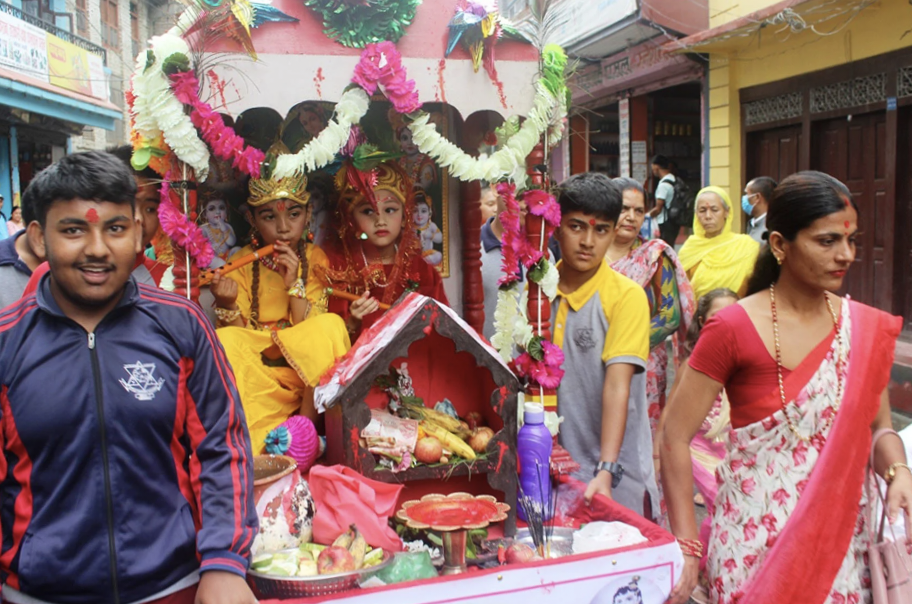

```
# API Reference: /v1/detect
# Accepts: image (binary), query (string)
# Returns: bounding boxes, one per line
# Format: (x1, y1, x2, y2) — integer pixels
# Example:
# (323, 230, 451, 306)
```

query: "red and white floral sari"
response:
(707, 300, 901, 604)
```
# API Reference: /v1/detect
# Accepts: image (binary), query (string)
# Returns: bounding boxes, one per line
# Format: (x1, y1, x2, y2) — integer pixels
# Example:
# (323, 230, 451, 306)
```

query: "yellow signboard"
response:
(46, 35, 92, 96)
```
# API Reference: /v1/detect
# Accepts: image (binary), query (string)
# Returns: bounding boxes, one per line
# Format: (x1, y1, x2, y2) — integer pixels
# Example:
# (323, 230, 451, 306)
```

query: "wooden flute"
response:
(198, 244, 276, 286)
(325, 287, 391, 311)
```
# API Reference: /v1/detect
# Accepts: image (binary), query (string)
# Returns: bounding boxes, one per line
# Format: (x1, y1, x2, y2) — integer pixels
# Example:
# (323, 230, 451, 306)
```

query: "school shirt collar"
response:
(555, 260, 610, 312)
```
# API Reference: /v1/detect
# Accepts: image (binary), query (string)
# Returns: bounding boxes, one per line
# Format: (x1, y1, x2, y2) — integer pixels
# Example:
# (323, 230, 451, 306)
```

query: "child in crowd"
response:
(318, 159, 447, 340)
(212, 156, 349, 453)
(551, 172, 657, 519)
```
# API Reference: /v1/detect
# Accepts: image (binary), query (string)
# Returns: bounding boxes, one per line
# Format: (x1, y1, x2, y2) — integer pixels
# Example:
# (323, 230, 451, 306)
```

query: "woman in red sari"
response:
(317, 159, 447, 340)
(661, 171, 912, 604)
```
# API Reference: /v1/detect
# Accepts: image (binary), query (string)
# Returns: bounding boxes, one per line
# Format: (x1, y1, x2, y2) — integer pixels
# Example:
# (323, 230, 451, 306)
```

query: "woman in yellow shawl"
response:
(678, 186, 760, 299)
(212, 152, 350, 453)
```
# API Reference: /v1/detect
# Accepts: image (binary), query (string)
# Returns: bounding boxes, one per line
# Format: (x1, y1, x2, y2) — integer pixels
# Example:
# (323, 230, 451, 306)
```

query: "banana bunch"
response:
(420, 420, 476, 460)
(333, 524, 369, 569)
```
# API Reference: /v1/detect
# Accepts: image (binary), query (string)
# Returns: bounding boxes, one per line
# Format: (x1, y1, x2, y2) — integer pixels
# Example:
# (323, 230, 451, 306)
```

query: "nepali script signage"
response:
(0, 11, 108, 102)
(573, 39, 699, 100)
(0, 10, 48, 82)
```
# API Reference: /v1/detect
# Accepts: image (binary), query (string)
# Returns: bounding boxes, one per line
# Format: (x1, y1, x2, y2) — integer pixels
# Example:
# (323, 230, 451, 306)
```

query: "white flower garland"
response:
(407, 80, 565, 185)
(491, 285, 533, 362)
(272, 87, 371, 179)
(131, 32, 210, 179)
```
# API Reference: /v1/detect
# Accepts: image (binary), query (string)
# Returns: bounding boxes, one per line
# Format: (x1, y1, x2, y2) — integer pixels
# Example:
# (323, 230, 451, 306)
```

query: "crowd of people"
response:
(0, 146, 909, 604)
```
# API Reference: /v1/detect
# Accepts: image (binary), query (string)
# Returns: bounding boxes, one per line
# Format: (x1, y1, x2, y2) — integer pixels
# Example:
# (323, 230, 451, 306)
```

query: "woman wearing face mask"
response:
(677, 186, 760, 299)
(605, 178, 695, 523)
(661, 172, 912, 604)
(317, 159, 447, 340)
(212, 152, 350, 452)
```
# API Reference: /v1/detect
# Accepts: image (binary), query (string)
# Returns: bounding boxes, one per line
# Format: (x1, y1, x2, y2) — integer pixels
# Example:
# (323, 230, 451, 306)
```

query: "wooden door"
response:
(896, 107, 912, 333)
(745, 125, 802, 184)
(811, 112, 888, 310)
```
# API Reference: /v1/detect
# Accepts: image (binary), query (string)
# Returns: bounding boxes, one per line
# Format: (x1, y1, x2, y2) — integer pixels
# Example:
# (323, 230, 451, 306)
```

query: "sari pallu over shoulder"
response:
(732, 301, 902, 604)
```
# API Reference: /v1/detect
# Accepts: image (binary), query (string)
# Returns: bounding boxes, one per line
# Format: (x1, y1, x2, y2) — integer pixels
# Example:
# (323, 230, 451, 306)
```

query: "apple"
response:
(468, 427, 495, 454)
(504, 542, 539, 564)
(414, 436, 443, 464)
(317, 546, 356, 574)
(465, 411, 483, 431)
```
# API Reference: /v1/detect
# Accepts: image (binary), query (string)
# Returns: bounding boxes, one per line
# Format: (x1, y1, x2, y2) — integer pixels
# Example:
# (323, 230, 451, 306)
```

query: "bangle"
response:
(677, 538, 704, 559)
(215, 307, 242, 324)
(288, 278, 306, 299)
(884, 462, 911, 484)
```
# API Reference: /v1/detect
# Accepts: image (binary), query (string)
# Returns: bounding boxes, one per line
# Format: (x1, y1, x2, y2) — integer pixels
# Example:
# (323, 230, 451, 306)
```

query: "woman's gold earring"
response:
(776, 255, 783, 266)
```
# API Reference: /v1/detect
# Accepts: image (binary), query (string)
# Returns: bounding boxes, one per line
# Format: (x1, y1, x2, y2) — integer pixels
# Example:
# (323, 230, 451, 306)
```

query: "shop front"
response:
(666, 0, 912, 332)
(0, 3, 120, 220)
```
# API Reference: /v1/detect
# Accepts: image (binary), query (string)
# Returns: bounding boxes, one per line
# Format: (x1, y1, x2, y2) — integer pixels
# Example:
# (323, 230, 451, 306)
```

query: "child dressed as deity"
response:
(201, 197, 240, 265)
(212, 152, 350, 453)
(413, 189, 442, 267)
(318, 160, 447, 340)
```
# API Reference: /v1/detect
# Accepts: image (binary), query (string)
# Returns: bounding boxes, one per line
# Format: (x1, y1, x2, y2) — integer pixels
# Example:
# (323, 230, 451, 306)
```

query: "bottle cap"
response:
(523, 402, 545, 424)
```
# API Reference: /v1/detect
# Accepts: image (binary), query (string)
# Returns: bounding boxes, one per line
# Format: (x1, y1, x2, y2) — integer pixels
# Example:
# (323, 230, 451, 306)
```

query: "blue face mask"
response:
(741, 194, 755, 215)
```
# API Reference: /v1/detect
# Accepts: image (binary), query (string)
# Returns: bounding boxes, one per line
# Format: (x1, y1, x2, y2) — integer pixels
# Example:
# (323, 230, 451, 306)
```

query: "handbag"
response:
(867, 429, 912, 604)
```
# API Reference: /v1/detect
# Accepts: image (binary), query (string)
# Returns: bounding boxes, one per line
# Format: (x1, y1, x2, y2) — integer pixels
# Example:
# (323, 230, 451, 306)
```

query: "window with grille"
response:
(101, 0, 119, 50)
(76, 0, 88, 37)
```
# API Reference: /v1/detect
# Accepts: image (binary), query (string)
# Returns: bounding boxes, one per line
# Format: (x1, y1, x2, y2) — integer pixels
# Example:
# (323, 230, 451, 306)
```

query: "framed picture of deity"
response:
(361, 100, 450, 278)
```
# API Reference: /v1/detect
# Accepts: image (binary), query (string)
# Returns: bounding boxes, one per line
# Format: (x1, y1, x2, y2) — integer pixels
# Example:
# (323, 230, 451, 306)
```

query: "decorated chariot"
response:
(127, 0, 683, 601)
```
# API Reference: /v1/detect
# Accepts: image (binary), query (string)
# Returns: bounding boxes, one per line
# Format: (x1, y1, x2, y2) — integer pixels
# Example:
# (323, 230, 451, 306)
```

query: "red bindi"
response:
(277, 201, 287, 212)
(844, 221, 850, 229)
(589, 218, 596, 226)
(85, 208, 99, 223)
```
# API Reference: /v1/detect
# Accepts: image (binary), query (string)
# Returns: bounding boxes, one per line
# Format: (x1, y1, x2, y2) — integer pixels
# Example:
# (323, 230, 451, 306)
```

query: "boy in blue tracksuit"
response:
(0, 152, 257, 604)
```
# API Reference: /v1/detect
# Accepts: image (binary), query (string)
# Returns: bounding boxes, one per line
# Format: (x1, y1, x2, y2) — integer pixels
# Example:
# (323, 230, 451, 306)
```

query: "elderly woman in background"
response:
(678, 186, 759, 299)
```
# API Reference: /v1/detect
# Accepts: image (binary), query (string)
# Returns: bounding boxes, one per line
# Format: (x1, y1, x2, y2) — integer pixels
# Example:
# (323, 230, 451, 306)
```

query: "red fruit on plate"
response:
(317, 546, 356, 574)
(465, 411, 483, 431)
(468, 427, 495, 454)
(504, 542, 539, 564)
(414, 436, 443, 464)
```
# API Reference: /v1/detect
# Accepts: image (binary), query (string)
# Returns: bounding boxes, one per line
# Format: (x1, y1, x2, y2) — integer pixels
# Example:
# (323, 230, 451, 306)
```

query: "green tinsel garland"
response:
(304, 0, 421, 49)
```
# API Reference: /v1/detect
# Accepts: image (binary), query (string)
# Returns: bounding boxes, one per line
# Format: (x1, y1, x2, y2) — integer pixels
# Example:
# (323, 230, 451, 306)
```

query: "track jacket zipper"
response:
(88, 331, 121, 604)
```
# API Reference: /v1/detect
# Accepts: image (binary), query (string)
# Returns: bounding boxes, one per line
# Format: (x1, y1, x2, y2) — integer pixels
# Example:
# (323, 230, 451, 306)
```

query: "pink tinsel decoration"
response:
(169, 71, 264, 178)
(158, 174, 215, 269)
(352, 42, 421, 114)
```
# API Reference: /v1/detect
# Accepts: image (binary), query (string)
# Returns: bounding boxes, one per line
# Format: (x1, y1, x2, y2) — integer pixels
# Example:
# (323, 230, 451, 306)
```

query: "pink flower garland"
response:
(515, 340, 565, 389)
(495, 182, 522, 286)
(158, 176, 215, 269)
(352, 41, 421, 114)
(169, 70, 264, 178)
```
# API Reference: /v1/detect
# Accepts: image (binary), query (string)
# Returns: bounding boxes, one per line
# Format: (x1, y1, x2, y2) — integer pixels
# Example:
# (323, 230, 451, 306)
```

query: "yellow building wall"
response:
(703, 0, 912, 231)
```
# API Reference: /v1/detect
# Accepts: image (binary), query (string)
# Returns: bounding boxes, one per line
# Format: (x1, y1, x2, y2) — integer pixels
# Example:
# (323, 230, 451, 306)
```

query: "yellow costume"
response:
(216, 164, 350, 453)
(678, 186, 760, 299)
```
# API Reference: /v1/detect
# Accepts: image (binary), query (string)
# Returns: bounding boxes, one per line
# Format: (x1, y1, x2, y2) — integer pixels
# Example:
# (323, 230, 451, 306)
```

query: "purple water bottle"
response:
(517, 402, 553, 522)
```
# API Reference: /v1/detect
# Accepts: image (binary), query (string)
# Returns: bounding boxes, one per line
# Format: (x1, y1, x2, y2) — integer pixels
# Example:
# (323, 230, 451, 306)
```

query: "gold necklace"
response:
(769, 283, 844, 443)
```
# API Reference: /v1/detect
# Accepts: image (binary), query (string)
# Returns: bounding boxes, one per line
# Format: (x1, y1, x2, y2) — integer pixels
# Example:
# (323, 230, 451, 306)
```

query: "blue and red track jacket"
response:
(0, 276, 257, 603)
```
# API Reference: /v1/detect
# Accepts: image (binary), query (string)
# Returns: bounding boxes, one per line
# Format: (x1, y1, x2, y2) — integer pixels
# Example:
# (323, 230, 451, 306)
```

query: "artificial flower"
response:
(537, 260, 559, 300)
(491, 285, 521, 361)
(523, 189, 561, 228)
(158, 176, 215, 268)
(514, 339, 564, 389)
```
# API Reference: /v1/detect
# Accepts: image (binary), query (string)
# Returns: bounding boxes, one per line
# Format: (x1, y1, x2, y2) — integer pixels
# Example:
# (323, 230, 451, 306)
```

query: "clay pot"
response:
(253, 454, 297, 502)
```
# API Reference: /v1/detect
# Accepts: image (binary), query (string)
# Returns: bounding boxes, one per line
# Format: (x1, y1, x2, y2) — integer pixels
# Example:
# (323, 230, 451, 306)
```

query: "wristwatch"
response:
(594, 461, 624, 488)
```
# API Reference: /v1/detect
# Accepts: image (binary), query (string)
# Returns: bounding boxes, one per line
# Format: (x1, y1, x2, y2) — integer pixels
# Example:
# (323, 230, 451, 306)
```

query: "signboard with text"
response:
(0, 11, 48, 82)
(47, 35, 108, 100)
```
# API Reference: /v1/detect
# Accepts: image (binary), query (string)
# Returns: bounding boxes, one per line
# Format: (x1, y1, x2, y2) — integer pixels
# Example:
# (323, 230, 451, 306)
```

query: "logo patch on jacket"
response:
(119, 362, 165, 400)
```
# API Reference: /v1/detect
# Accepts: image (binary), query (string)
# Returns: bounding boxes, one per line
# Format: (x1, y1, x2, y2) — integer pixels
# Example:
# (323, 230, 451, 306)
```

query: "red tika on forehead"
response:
(277, 200, 287, 212)
(844, 221, 850, 229)
(85, 208, 99, 223)
(589, 218, 596, 226)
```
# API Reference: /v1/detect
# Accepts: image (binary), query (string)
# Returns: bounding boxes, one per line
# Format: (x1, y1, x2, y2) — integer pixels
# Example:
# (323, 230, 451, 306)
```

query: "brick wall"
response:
(67, 0, 180, 152)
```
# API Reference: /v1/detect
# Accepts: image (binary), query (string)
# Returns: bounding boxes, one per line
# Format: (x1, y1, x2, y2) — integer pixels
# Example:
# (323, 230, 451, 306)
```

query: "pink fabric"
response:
(308, 465, 404, 552)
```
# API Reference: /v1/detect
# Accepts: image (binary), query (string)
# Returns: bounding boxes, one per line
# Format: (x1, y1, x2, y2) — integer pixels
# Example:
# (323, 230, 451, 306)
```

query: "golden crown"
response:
(247, 171, 310, 208)
(247, 142, 311, 208)
(335, 161, 410, 211)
